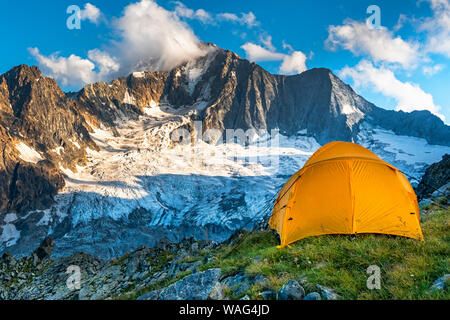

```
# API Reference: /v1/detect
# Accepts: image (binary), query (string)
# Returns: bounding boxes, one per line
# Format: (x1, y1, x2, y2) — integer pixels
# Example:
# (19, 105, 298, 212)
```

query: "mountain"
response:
(0, 44, 449, 258)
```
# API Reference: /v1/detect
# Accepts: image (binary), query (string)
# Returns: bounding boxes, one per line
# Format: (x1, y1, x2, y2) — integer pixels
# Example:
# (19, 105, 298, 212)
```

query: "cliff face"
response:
(0, 65, 96, 213)
(75, 46, 449, 146)
(416, 154, 450, 199)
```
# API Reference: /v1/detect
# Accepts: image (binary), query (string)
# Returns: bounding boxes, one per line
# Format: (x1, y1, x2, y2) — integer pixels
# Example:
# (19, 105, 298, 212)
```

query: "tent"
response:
(269, 141, 423, 247)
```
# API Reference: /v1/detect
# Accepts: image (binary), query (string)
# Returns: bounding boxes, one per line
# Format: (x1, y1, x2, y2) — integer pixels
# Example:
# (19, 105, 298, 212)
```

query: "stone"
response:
(125, 256, 140, 276)
(191, 242, 199, 253)
(419, 198, 432, 207)
(252, 275, 270, 287)
(429, 274, 450, 291)
(303, 292, 321, 300)
(33, 236, 54, 261)
(1, 251, 16, 266)
(207, 282, 225, 300)
(277, 280, 305, 300)
(138, 268, 222, 300)
(316, 284, 340, 300)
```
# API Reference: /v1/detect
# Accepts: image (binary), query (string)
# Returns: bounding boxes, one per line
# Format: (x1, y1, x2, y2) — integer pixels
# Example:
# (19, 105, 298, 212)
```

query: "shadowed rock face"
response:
(0, 65, 96, 213)
(416, 154, 450, 199)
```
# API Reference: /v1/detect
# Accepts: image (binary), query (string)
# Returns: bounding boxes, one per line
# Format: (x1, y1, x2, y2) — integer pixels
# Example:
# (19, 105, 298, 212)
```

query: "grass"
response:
(206, 208, 449, 300)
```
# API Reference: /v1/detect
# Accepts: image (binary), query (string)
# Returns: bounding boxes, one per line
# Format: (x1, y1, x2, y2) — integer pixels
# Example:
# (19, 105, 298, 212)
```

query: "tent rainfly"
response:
(269, 141, 424, 247)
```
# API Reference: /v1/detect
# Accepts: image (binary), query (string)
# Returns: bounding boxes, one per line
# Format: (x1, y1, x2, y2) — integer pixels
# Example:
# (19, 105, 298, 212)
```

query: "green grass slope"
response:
(201, 208, 449, 300)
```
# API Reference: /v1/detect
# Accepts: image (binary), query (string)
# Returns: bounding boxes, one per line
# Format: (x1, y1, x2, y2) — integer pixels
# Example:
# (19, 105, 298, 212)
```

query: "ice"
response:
(0, 223, 20, 247)
(15, 142, 43, 164)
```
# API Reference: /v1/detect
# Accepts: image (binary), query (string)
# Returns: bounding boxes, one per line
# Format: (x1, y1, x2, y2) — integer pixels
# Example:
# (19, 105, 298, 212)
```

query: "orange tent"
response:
(269, 141, 423, 247)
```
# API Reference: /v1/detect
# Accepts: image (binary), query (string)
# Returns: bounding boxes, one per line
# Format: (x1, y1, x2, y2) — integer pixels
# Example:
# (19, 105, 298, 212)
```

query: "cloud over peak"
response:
(241, 36, 308, 75)
(326, 19, 420, 69)
(340, 60, 444, 121)
(30, 0, 207, 88)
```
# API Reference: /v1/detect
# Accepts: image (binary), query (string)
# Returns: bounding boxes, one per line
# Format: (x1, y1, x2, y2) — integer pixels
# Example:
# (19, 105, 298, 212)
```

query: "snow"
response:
(4, 213, 17, 223)
(342, 104, 357, 114)
(15, 142, 43, 164)
(45, 108, 319, 237)
(123, 90, 136, 105)
(132, 71, 145, 78)
(53, 146, 64, 155)
(0, 223, 20, 247)
(358, 123, 450, 181)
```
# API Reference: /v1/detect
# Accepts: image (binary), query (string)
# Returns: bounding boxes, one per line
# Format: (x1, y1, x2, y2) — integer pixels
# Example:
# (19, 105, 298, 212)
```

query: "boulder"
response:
(1, 251, 16, 266)
(138, 268, 222, 300)
(429, 274, 450, 291)
(316, 284, 340, 300)
(304, 292, 321, 300)
(33, 236, 54, 261)
(277, 280, 305, 300)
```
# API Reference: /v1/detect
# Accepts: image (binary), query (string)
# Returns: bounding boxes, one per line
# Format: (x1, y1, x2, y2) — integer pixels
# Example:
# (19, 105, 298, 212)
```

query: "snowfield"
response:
(1, 106, 449, 258)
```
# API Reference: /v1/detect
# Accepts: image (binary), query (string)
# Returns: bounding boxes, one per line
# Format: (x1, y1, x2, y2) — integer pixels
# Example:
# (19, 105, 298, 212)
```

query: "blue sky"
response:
(1, 0, 449, 122)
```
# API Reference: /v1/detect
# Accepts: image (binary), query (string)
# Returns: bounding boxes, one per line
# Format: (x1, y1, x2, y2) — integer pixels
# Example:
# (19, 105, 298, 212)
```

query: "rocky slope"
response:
(1, 208, 448, 300)
(417, 154, 449, 200)
(0, 44, 449, 259)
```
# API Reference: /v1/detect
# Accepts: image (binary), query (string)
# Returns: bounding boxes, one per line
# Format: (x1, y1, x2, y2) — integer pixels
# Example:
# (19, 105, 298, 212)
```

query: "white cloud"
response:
(113, 0, 206, 73)
(279, 51, 307, 74)
(30, 0, 206, 88)
(87, 49, 120, 75)
(28, 47, 97, 87)
(241, 38, 307, 75)
(339, 60, 444, 120)
(240, 42, 285, 61)
(173, 2, 259, 28)
(422, 64, 444, 76)
(419, 0, 450, 57)
(217, 12, 259, 28)
(174, 2, 213, 24)
(326, 19, 420, 68)
(80, 3, 101, 24)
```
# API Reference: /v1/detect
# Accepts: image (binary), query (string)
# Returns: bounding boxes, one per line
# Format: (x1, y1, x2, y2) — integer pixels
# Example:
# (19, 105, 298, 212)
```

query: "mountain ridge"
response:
(0, 45, 449, 258)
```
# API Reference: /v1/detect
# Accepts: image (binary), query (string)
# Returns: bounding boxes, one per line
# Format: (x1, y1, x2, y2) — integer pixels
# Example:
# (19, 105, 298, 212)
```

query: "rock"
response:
(207, 282, 225, 300)
(316, 284, 340, 300)
(260, 290, 276, 300)
(221, 273, 252, 297)
(33, 236, 54, 261)
(125, 256, 140, 276)
(191, 242, 199, 253)
(253, 255, 262, 264)
(252, 275, 270, 288)
(240, 295, 250, 300)
(416, 154, 450, 199)
(1, 251, 16, 266)
(138, 268, 222, 300)
(431, 182, 450, 199)
(419, 198, 432, 207)
(429, 274, 450, 291)
(235, 282, 251, 297)
(277, 280, 305, 300)
(304, 292, 321, 300)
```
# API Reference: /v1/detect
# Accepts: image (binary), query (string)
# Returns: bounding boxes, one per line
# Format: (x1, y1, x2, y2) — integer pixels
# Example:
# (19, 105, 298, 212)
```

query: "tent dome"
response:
(269, 141, 423, 247)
